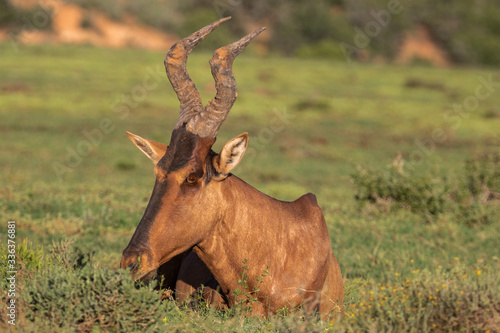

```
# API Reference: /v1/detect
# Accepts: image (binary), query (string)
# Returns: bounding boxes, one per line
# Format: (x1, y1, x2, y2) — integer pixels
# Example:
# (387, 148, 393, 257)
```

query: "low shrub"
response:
(339, 262, 500, 332)
(351, 152, 500, 225)
(351, 165, 449, 218)
(22, 264, 166, 332)
(0, 239, 45, 290)
(464, 152, 500, 198)
(2, 240, 499, 331)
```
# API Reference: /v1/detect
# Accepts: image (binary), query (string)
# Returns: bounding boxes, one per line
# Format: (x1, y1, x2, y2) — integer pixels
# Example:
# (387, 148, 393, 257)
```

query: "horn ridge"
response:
(187, 27, 266, 138)
(165, 17, 232, 129)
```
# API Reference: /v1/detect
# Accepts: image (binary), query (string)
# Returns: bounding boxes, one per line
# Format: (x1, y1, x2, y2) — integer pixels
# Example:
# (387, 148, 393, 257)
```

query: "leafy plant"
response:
(340, 262, 500, 332)
(352, 152, 500, 225)
(464, 152, 500, 198)
(232, 259, 270, 315)
(351, 164, 449, 218)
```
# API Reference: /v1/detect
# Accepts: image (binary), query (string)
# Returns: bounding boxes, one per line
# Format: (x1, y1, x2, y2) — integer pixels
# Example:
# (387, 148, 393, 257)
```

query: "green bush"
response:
(271, 0, 336, 55)
(453, 152, 500, 226)
(465, 152, 500, 198)
(0, 2, 53, 32)
(16, 242, 167, 332)
(455, 200, 500, 227)
(351, 166, 449, 218)
(352, 152, 500, 225)
(340, 262, 500, 332)
(23, 265, 166, 332)
(0, 239, 45, 289)
(0, 0, 15, 26)
(6, 242, 498, 332)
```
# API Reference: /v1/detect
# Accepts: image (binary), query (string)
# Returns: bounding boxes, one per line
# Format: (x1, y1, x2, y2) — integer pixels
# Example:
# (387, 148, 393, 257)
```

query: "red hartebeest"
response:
(120, 17, 344, 317)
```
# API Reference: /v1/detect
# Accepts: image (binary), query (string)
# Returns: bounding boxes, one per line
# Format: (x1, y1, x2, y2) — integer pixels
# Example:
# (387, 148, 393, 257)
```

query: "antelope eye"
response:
(185, 174, 198, 185)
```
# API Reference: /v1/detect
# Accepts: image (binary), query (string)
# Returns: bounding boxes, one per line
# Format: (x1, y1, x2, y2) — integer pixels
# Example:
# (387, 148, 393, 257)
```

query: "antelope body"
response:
(120, 18, 344, 317)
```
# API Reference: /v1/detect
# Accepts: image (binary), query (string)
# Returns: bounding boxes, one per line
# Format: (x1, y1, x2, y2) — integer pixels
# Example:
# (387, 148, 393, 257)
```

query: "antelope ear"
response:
(126, 131, 168, 165)
(213, 133, 249, 180)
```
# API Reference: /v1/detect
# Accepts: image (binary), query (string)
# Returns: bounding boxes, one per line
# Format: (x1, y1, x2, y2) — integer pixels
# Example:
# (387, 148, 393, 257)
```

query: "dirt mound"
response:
(8, 2, 179, 51)
(397, 25, 449, 67)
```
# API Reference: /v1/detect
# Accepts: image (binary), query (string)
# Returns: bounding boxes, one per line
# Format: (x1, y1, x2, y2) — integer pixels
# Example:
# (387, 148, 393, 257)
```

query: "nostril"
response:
(127, 262, 137, 271)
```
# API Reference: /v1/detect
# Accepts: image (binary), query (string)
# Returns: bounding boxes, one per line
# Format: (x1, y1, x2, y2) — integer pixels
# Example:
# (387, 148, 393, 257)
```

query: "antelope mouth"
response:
(138, 268, 158, 282)
(131, 266, 158, 283)
(125, 262, 158, 282)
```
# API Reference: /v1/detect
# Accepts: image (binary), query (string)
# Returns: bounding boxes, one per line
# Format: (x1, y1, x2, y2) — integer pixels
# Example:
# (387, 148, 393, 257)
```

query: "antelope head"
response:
(120, 18, 265, 280)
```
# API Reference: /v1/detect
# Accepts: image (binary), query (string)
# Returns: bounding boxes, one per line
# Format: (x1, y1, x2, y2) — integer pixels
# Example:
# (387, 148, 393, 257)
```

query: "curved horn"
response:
(186, 27, 266, 138)
(165, 17, 231, 129)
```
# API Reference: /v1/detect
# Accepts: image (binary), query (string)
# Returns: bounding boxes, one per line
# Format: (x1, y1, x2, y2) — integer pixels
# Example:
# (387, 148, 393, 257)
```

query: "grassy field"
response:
(0, 42, 499, 332)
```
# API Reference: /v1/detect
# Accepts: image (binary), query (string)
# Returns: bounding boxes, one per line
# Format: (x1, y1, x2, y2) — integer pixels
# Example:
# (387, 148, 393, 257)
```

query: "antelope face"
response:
(120, 127, 248, 280)
(120, 17, 263, 280)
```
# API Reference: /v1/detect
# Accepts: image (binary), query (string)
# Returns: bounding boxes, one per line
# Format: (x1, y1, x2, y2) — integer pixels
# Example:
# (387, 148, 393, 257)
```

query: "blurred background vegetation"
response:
(2, 0, 500, 65)
(1, 0, 499, 331)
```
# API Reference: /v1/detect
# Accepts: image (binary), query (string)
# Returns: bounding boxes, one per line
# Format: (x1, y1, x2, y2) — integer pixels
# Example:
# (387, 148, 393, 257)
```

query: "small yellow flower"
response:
(410, 259, 414, 263)
(163, 317, 167, 323)
(477, 270, 482, 275)
(395, 273, 399, 276)
(454, 257, 459, 261)
(442, 284, 446, 288)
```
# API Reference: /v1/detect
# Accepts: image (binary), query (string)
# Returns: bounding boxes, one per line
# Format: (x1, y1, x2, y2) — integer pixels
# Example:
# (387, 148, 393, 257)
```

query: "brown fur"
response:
(121, 127, 344, 317)
(120, 18, 343, 318)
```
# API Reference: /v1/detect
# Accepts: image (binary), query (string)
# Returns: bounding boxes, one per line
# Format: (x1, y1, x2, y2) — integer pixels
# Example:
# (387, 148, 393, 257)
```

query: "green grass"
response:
(0, 42, 499, 331)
